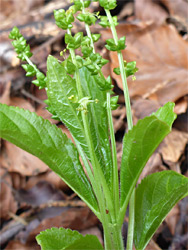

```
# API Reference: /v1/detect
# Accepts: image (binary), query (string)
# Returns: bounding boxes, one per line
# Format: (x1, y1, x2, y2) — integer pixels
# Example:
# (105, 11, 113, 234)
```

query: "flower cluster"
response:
(114, 61, 138, 79)
(9, 27, 46, 89)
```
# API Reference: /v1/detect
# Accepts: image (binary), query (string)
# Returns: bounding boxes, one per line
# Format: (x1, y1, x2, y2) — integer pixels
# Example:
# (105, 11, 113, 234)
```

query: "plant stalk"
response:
(78, 9, 124, 247)
(105, 8, 135, 250)
(67, 28, 119, 249)
(80, 0, 95, 53)
(107, 92, 120, 218)
(80, 3, 120, 222)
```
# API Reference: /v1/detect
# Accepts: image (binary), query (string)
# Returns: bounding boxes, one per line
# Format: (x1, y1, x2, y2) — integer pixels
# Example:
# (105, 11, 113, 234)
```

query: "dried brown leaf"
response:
(28, 207, 99, 241)
(159, 129, 188, 165)
(5, 240, 40, 250)
(0, 141, 48, 176)
(161, 0, 188, 20)
(132, 99, 160, 119)
(15, 181, 65, 206)
(80, 226, 103, 245)
(165, 204, 180, 235)
(104, 24, 188, 105)
(135, 0, 168, 25)
(25, 171, 68, 191)
(0, 168, 17, 219)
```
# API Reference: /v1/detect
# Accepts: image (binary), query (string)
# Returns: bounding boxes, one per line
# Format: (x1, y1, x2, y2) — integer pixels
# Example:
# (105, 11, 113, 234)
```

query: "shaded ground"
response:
(0, 0, 188, 249)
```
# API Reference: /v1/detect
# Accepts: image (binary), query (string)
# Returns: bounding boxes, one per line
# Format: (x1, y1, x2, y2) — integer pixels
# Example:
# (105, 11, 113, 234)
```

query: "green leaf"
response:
(36, 227, 103, 250)
(134, 171, 188, 250)
(46, 55, 89, 156)
(0, 103, 99, 214)
(120, 102, 177, 221)
(79, 67, 113, 189)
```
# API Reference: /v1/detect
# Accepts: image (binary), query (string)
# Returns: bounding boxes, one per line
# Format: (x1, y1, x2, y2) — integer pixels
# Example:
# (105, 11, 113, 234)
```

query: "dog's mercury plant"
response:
(1, 0, 188, 249)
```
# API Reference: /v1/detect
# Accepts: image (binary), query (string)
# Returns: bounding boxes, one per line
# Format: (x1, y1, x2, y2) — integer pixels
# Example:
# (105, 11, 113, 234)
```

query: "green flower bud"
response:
(99, 0, 117, 10)
(117, 36, 126, 51)
(32, 71, 46, 89)
(105, 38, 117, 51)
(113, 67, 120, 75)
(77, 13, 97, 26)
(81, 46, 93, 58)
(99, 16, 110, 28)
(99, 58, 109, 67)
(62, 58, 76, 74)
(73, 0, 82, 11)
(105, 36, 126, 51)
(125, 61, 138, 77)
(22, 64, 36, 77)
(91, 33, 101, 43)
(81, 36, 91, 46)
(74, 32, 83, 49)
(94, 75, 113, 91)
(75, 55, 84, 68)
(54, 9, 74, 30)
(110, 95, 119, 110)
(99, 16, 118, 28)
(9, 26, 22, 40)
(84, 1, 91, 8)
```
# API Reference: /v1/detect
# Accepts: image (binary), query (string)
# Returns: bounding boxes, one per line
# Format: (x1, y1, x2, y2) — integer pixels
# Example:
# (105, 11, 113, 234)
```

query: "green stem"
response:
(80, 0, 95, 53)
(66, 29, 117, 247)
(110, 223, 125, 250)
(126, 189, 135, 250)
(78, 12, 119, 222)
(24, 54, 38, 72)
(105, 10, 133, 129)
(67, 27, 115, 218)
(105, 8, 135, 250)
(107, 92, 119, 218)
(74, 139, 101, 219)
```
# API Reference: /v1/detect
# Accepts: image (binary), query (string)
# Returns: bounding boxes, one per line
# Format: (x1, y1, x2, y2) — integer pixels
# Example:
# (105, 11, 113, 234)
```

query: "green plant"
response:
(1, 0, 188, 249)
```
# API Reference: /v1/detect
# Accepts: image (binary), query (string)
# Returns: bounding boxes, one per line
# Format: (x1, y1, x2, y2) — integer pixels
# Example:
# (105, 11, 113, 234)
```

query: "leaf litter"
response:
(0, 0, 188, 249)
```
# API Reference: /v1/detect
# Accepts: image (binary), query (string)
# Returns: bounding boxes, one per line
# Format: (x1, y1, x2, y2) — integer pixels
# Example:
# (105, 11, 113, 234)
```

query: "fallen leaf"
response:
(173, 110, 188, 133)
(10, 97, 35, 111)
(135, 0, 168, 25)
(0, 168, 17, 219)
(25, 171, 68, 191)
(145, 239, 162, 250)
(138, 153, 165, 183)
(5, 240, 40, 250)
(118, 2, 134, 20)
(28, 207, 99, 241)
(102, 24, 188, 105)
(0, 81, 11, 105)
(159, 129, 188, 165)
(165, 204, 180, 235)
(15, 181, 65, 206)
(174, 97, 188, 115)
(161, 0, 188, 20)
(10, 172, 26, 190)
(132, 99, 160, 119)
(0, 141, 48, 176)
(80, 226, 103, 245)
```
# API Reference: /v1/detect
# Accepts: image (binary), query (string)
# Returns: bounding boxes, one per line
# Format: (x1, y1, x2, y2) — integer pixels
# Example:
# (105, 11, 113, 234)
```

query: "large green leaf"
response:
(0, 104, 98, 214)
(36, 227, 104, 250)
(46, 55, 89, 155)
(134, 171, 188, 250)
(79, 67, 113, 189)
(47, 56, 112, 188)
(120, 103, 176, 221)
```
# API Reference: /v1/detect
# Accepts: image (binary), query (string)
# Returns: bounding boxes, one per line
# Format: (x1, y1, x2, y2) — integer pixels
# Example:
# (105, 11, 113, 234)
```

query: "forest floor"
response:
(0, 0, 187, 249)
